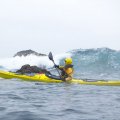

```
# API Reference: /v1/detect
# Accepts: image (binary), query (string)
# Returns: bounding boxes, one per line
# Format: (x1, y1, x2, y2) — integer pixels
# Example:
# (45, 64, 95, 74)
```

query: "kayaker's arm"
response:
(54, 65, 64, 70)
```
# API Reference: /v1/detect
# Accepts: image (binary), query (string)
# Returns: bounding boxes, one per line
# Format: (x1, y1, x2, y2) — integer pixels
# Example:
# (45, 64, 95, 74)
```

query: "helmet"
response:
(65, 58, 72, 64)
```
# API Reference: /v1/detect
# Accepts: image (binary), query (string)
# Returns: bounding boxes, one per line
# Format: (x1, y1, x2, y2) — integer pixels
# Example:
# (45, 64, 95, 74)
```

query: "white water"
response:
(0, 53, 72, 70)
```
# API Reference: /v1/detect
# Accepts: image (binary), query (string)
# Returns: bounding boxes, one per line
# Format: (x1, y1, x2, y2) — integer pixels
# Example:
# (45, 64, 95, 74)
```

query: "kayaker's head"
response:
(65, 58, 72, 65)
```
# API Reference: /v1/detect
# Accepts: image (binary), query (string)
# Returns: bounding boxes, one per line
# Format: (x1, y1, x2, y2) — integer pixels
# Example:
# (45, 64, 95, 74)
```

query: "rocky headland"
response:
(14, 49, 46, 57)
(14, 49, 48, 74)
(16, 64, 49, 74)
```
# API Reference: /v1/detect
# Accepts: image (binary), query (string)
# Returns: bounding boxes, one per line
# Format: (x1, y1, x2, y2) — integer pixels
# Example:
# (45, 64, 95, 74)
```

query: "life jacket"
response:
(60, 64, 74, 78)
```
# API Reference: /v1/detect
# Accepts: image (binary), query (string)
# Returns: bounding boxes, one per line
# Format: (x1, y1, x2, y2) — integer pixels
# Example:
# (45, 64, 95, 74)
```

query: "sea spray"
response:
(0, 53, 72, 71)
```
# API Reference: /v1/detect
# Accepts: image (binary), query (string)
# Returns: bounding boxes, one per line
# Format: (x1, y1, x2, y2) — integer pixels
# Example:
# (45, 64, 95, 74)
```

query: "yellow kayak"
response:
(0, 70, 120, 86)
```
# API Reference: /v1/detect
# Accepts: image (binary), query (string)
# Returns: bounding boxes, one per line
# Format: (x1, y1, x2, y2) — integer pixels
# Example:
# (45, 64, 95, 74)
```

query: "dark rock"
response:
(14, 49, 46, 57)
(16, 64, 48, 74)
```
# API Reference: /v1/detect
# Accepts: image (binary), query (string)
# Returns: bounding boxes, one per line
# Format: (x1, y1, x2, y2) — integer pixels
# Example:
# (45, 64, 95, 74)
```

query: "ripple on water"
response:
(0, 111, 49, 120)
(62, 108, 88, 114)
(0, 107, 6, 111)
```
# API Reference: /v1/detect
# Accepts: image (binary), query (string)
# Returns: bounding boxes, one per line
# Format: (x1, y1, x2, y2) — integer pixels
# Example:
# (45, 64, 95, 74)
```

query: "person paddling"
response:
(54, 58, 74, 81)
(48, 52, 74, 81)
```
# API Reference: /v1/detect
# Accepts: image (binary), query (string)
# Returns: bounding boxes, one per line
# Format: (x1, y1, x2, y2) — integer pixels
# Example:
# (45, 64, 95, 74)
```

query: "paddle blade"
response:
(48, 52, 54, 61)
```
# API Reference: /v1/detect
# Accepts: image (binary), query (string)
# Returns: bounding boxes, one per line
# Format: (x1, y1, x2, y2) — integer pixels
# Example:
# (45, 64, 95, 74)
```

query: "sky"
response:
(0, 0, 120, 58)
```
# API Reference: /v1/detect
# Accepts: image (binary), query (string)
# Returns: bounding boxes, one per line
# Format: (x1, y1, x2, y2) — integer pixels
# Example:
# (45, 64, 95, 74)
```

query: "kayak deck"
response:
(0, 70, 120, 86)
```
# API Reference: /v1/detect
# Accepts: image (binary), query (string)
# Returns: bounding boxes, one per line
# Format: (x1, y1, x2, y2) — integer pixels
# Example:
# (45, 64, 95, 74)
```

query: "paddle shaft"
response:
(52, 60, 61, 78)
(48, 52, 62, 78)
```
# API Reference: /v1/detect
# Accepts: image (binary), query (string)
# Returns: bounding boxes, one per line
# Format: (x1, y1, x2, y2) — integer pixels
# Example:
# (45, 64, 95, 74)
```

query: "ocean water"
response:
(1, 48, 120, 120)
(0, 79, 120, 120)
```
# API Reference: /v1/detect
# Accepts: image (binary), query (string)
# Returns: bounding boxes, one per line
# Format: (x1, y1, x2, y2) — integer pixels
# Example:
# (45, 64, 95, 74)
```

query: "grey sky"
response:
(0, 0, 120, 57)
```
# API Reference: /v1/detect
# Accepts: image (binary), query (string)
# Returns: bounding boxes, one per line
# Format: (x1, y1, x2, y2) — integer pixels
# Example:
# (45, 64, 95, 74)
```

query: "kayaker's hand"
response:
(54, 64, 59, 68)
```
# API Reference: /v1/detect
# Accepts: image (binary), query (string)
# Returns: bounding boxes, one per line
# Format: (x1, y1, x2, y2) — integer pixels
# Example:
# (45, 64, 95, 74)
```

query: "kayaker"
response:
(54, 58, 74, 81)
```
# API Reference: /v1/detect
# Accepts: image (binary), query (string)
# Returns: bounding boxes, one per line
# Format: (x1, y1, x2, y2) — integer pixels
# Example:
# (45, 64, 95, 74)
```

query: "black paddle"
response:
(48, 52, 61, 78)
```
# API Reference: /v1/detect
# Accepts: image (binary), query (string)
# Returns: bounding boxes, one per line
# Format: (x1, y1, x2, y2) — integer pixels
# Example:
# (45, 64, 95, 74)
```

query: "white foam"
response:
(0, 52, 72, 70)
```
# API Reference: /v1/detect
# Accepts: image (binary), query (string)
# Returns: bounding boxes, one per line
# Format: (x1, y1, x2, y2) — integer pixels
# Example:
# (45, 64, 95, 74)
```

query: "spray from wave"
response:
(0, 53, 72, 71)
